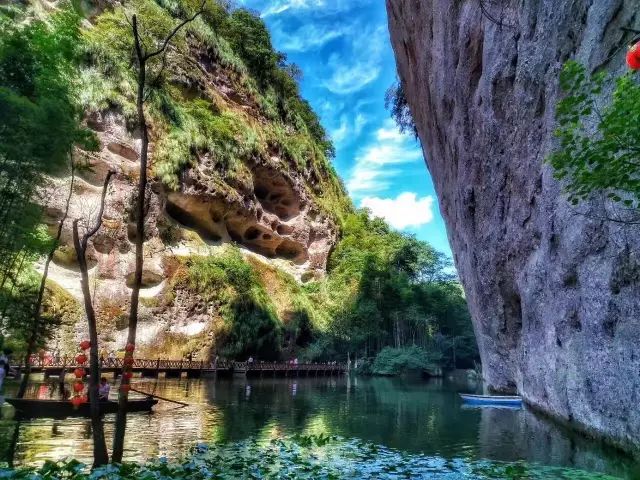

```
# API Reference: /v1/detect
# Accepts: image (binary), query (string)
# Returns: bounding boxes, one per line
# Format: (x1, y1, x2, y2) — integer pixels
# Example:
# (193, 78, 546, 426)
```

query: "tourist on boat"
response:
(98, 377, 110, 401)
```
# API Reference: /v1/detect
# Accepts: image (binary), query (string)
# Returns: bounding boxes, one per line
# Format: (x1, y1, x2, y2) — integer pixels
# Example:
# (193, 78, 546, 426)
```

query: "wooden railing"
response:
(14, 358, 344, 372)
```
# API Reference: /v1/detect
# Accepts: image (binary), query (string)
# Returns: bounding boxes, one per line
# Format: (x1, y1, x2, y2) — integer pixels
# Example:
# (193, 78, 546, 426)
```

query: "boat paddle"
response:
(129, 387, 189, 407)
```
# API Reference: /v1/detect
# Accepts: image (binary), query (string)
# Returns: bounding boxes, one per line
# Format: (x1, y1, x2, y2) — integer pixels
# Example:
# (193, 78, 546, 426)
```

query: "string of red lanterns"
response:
(121, 343, 135, 394)
(71, 340, 90, 408)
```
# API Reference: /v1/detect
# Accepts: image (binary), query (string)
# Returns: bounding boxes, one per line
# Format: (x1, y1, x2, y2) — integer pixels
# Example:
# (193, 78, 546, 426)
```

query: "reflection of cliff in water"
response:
(1, 377, 638, 478)
(478, 406, 639, 478)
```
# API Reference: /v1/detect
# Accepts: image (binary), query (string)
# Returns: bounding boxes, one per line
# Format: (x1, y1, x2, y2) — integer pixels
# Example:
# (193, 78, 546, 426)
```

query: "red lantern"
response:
(120, 384, 131, 393)
(75, 353, 87, 364)
(71, 396, 83, 408)
(125, 343, 135, 353)
(73, 382, 84, 393)
(74, 368, 85, 378)
(79, 340, 91, 350)
(123, 372, 133, 380)
(123, 356, 134, 366)
(79, 395, 88, 404)
(627, 43, 640, 70)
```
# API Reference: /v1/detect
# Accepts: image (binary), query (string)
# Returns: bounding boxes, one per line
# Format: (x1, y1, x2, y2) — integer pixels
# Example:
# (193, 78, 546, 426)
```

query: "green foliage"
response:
(369, 346, 441, 376)
(0, 5, 92, 350)
(550, 61, 640, 207)
(82, 0, 341, 219)
(0, 436, 618, 479)
(306, 210, 476, 369)
(183, 247, 281, 360)
(385, 80, 417, 138)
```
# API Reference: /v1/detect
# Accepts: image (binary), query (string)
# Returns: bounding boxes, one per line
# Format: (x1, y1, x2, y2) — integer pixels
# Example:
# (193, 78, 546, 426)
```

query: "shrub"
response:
(371, 346, 441, 376)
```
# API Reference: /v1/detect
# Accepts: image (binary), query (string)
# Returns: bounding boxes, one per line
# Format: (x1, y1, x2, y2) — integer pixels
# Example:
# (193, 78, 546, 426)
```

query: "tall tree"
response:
(72, 170, 114, 467)
(111, 0, 206, 463)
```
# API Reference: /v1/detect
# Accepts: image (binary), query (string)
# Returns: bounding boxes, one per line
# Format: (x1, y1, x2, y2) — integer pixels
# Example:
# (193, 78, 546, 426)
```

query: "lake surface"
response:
(0, 376, 638, 478)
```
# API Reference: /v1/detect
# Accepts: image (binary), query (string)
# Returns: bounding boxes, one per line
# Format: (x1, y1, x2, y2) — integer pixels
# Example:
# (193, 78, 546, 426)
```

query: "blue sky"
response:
(236, 0, 452, 256)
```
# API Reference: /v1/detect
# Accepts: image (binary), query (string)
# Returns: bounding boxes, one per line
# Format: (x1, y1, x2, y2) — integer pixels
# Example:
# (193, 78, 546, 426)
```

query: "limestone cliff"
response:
(39, 0, 344, 358)
(387, 0, 640, 452)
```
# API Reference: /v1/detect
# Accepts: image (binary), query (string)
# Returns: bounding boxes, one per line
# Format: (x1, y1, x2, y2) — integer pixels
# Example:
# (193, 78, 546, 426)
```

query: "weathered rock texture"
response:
(43, 108, 336, 356)
(387, 0, 640, 452)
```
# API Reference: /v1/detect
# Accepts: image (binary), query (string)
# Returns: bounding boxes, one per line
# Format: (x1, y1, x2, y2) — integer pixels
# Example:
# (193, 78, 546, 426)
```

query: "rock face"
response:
(387, 0, 640, 452)
(43, 107, 337, 355)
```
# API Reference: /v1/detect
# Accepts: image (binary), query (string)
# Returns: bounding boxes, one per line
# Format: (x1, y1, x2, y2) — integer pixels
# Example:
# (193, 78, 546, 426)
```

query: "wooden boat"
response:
(459, 393, 522, 407)
(4, 397, 158, 418)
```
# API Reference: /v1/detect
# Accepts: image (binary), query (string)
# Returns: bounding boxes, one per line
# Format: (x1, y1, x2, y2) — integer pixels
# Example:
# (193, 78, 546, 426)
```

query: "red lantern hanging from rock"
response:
(74, 368, 85, 378)
(627, 42, 640, 70)
(73, 382, 84, 393)
(75, 353, 87, 365)
(71, 396, 83, 408)
(79, 340, 91, 350)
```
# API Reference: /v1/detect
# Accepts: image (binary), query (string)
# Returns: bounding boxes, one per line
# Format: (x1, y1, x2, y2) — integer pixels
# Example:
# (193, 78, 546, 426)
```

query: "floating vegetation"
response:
(0, 435, 621, 479)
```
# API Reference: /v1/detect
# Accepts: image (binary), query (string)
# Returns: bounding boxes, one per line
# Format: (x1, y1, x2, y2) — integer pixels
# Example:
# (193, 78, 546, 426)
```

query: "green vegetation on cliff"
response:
(550, 61, 640, 210)
(160, 211, 477, 370)
(0, 0, 476, 372)
(82, 0, 348, 222)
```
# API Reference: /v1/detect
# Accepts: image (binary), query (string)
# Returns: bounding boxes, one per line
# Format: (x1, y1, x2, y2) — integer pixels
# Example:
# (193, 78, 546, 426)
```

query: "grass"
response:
(78, 0, 351, 225)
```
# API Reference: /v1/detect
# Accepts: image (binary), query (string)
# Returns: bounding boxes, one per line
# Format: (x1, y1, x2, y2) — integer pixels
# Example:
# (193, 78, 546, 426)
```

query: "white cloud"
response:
(347, 119, 422, 196)
(323, 25, 385, 95)
(329, 112, 369, 146)
(258, 0, 325, 17)
(361, 193, 435, 230)
(274, 22, 347, 52)
(330, 115, 350, 144)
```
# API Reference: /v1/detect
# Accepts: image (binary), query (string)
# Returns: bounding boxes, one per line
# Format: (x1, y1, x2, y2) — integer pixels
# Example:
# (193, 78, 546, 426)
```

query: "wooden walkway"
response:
(12, 358, 346, 379)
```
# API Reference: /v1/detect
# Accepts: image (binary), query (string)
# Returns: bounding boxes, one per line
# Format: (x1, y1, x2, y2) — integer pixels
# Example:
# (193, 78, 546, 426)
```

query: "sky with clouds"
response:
(236, 0, 452, 256)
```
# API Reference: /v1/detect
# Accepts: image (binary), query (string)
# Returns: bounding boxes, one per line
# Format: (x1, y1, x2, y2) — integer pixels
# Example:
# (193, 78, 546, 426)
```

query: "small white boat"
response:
(459, 393, 522, 407)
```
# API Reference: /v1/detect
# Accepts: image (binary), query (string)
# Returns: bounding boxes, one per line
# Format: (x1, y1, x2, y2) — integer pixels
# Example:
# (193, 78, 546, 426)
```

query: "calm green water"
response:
(0, 376, 638, 478)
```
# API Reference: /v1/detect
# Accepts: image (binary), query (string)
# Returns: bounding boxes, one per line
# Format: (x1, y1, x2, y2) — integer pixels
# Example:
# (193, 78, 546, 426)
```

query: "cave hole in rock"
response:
(86, 113, 106, 132)
(107, 142, 139, 162)
(92, 234, 115, 254)
(252, 167, 300, 221)
(165, 197, 223, 242)
(276, 224, 294, 236)
(275, 239, 307, 264)
(125, 270, 163, 289)
(244, 227, 261, 241)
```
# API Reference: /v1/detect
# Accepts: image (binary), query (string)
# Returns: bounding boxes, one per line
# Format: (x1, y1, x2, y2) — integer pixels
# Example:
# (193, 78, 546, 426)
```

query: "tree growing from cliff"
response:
(72, 170, 115, 467)
(549, 61, 640, 221)
(111, 0, 207, 464)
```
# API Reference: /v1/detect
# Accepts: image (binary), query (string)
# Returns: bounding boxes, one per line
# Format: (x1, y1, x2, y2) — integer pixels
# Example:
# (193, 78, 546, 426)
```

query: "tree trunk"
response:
(72, 170, 113, 468)
(112, 20, 146, 462)
(111, 6, 204, 461)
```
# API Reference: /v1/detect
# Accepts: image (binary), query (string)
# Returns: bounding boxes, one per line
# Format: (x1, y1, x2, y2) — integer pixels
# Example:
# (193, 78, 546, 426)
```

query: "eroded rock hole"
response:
(165, 197, 222, 242)
(107, 142, 139, 162)
(275, 239, 307, 264)
(126, 270, 163, 289)
(276, 224, 294, 236)
(253, 167, 300, 221)
(93, 234, 115, 254)
(244, 227, 261, 241)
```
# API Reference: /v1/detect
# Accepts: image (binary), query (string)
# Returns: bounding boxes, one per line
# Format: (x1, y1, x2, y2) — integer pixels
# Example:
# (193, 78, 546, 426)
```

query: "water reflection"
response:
(1, 376, 638, 478)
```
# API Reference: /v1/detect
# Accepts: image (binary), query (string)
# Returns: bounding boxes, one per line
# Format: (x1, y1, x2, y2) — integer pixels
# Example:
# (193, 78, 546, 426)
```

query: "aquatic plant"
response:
(0, 435, 621, 479)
